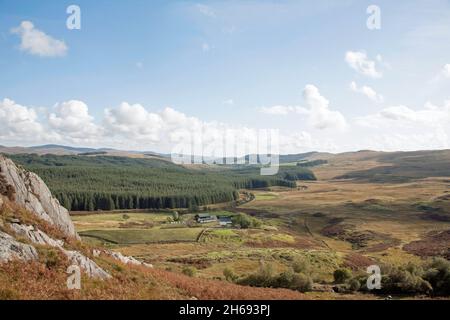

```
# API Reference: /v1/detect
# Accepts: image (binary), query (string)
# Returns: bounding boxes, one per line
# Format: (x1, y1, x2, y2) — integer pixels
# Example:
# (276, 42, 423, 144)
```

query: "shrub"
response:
(182, 266, 197, 277)
(237, 262, 274, 287)
(333, 268, 352, 284)
(223, 268, 238, 282)
(289, 273, 313, 292)
(237, 264, 312, 293)
(292, 257, 311, 274)
(347, 278, 361, 292)
(273, 269, 295, 288)
(424, 258, 450, 296)
(232, 214, 261, 229)
(380, 264, 432, 295)
(122, 214, 130, 220)
(232, 214, 252, 229)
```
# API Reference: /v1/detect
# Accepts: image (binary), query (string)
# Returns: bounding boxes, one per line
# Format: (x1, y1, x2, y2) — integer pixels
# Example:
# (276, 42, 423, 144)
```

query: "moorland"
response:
(3, 148, 450, 299)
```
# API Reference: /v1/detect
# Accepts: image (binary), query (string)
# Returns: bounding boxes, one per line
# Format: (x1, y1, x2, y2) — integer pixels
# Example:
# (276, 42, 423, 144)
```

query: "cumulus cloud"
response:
(48, 100, 102, 142)
(258, 86, 346, 130)
(355, 101, 450, 128)
(361, 130, 449, 152)
(442, 64, 450, 78)
(259, 105, 306, 115)
(280, 131, 313, 151)
(302, 85, 347, 130)
(345, 51, 382, 78)
(11, 21, 67, 57)
(3, 95, 449, 154)
(104, 102, 163, 143)
(350, 81, 384, 103)
(0, 98, 47, 143)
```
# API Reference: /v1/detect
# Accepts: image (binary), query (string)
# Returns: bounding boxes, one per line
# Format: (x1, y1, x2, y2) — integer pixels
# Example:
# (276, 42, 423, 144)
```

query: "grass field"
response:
(72, 212, 171, 231)
(255, 193, 279, 201)
(80, 227, 204, 244)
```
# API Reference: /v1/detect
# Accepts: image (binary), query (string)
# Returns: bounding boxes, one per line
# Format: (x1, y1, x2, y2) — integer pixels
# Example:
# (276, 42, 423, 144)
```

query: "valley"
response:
(64, 150, 450, 298)
(2, 149, 450, 299)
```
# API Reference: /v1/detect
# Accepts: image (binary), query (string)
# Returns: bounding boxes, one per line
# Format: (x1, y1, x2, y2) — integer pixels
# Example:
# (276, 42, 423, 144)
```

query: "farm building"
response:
(195, 214, 217, 223)
(218, 216, 233, 227)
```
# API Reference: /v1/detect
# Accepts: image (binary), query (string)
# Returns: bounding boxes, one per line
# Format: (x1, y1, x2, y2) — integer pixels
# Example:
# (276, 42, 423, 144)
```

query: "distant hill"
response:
(0, 144, 96, 155)
(0, 144, 168, 159)
(32, 144, 98, 153)
(2, 144, 450, 183)
(332, 149, 450, 182)
(1, 145, 329, 163)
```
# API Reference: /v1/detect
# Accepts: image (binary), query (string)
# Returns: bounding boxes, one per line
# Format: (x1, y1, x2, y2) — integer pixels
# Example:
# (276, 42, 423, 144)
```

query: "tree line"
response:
(9, 154, 316, 211)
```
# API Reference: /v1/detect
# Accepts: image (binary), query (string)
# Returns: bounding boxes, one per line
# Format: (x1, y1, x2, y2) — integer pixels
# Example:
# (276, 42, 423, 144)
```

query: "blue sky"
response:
(1, 0, 450, 153)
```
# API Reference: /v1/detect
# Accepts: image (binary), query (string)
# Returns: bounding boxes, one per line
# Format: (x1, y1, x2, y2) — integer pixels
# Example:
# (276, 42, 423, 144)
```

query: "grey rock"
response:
(9, 223, 64, 247)
(0, 231, 38, 262)
(65, 250, 111, 279)
(9, 223, 110, 279)
(0, 155, 78, 239)
(104, 250, 153, 268)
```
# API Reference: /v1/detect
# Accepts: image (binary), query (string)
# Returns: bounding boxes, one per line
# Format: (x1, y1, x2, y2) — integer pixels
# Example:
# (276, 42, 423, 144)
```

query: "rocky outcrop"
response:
(65, 250, 111, 279)
(0, 155, 148, 281)
(0, 155, 78, 239)
(0, 230, 38, 262)
(104, 250, 153, 268)
(9, 223, 110, 279)
(9, 223, 64, 247)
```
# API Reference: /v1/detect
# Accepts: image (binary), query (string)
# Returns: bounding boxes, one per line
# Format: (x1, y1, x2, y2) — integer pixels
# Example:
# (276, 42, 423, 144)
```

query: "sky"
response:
(1, 0, 450, 155)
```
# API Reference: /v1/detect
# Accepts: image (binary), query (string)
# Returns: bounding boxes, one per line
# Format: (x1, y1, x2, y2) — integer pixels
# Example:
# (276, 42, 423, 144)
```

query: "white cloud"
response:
(3, 95, 449, 154)
(136, 62, 144, 69)
(0, 98, 47, 142)
(259, 105, 306, 115)
(356, 101, 450, 128)
(258, 86, 346, 130)
(280, 131, 313, 151)
(430, 64, 450, 83)
(104, 102, 163, 143)
(350, 81, 384, 103)
(11, 21, 67, 57)
(345, 51, 382, 78)
(361, 130, 449, 152)
(442, 64, 450, 78)
(302, 85, 347, 130)
(196, 4, 216, 18)
(48, 100, 102, 142)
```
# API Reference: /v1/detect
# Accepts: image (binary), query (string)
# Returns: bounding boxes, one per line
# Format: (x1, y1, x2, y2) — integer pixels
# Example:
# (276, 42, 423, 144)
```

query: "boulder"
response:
(0, 231, 38, 262)
(0, 155, 78, 239)
(104, 249, 153, 268)
(65, 250, 111, 279)
(9, 223, 64, 247)
(9, 223, 110, 279)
